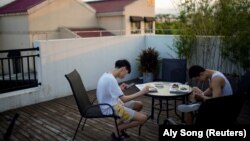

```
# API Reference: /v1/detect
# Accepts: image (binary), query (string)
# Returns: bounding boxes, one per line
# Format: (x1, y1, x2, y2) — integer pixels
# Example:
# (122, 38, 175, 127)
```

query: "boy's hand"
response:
(194, 93, 205, 101)
(189, 87, 203, 102)
(192, 87, 203, 95)
(141, 85, 150, 94)
(120, 83, 128, 91)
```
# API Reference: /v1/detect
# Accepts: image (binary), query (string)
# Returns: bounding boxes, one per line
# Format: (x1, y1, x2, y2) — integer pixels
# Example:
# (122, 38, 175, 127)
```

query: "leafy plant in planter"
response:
(137, 47, 160, 82)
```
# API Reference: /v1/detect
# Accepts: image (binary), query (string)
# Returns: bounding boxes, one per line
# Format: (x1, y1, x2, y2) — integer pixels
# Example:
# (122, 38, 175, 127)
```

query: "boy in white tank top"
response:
(178, 65, 233, 124)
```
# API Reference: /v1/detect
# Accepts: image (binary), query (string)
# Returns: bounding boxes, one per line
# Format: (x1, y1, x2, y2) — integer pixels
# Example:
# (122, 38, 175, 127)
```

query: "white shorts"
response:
(113, 100, 136, 123)
(124, 100, 136, 108)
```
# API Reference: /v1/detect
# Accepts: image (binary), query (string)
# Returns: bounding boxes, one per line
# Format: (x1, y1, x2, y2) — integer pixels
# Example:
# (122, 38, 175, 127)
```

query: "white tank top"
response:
(211, 71, 233, 96)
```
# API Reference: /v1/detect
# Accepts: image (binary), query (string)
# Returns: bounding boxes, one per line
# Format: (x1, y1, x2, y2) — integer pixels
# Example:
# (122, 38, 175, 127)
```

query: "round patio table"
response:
(136, 82, 192, 123)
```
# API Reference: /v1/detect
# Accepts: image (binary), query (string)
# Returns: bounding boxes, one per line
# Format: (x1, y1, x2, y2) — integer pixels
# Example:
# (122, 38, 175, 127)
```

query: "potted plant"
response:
(137, 47, 160, 83)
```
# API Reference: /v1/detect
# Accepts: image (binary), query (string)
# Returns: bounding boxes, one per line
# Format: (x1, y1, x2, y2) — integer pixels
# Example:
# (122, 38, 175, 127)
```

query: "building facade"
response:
(0, 0, 155, 50)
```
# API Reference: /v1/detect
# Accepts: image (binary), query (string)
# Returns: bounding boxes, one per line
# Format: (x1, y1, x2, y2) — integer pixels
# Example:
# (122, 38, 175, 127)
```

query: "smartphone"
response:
(126, 83, 135, 89)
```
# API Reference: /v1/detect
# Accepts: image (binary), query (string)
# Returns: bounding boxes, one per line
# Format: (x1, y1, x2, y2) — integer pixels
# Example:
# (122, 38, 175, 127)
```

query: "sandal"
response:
(121, 130, 130, 138)
(111, 132, 126, 141)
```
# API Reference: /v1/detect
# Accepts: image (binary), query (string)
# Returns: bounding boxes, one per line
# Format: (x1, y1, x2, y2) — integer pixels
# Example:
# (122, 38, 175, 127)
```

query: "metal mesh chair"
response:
(162, 58, 187, 84)
(65, 69, 120, 141)
(156, 59, 187, 123)
(195, 94, 245, 125)
(164, 94, 245, 125)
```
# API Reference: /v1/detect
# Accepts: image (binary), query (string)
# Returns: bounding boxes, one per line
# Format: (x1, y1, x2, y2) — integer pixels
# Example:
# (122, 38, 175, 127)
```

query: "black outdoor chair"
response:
(237, 71, 250, 97)
(162, 58, 187, 84)
(156, 58, 187, 123)
(195, 94, 245, 125)
(65, 69, 120, 141)
(164, 94, 245, 126)
(234, 71, 250, 124)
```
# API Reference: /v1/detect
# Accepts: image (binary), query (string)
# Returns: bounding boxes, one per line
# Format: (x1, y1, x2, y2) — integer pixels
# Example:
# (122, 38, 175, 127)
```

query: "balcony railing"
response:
(0, 48, 40, 94)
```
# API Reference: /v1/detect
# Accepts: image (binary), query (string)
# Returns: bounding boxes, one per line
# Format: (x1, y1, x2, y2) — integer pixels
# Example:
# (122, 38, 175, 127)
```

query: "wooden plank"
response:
(0, 82, 189, 141)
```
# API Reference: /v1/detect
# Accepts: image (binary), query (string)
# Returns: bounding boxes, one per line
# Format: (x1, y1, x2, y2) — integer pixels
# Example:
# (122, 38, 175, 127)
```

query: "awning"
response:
(130, 16, 143, 22)
(144, 17, 155, 22)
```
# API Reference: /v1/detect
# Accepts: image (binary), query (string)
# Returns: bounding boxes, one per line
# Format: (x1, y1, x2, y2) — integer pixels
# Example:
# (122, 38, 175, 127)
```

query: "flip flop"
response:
(111, 132, 126, 141)
(121, 130, 130, 138)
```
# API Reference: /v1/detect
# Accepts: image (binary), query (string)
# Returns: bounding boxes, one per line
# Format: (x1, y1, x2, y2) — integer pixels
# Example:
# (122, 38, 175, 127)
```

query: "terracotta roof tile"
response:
(87, 0, 136, 13)
(0, 0, 45, 14)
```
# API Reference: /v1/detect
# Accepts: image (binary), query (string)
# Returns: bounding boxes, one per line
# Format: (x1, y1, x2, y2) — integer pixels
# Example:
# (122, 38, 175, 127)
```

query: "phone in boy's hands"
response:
(126, 83, 135, 89)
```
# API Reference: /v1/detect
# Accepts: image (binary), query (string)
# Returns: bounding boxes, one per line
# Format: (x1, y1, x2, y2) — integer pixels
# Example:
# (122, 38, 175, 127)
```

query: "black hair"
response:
(115, 59, 131, 73)
(188, 65, 205, 79)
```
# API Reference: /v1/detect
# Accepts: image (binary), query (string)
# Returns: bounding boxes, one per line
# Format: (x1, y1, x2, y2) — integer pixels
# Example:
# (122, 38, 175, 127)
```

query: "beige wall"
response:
(0, 15, 30, 50)
(95, 0, 155, 36)
(125, 0, 155, 35)
(98, 16, 125, 35)
(58, 27, 79, 39)
(0, 0, 155, 50)
(0, 0, 98, 50)
(29, 0, 98, 31)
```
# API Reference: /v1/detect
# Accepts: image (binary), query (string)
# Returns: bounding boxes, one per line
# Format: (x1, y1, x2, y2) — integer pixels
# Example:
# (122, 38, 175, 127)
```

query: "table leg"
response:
(151, 97, 155, 120)
(157, 99, 162, 124)
(181, 97, 186, 122)
(174, 99, 179, 118)
(166, 99, 169, 118)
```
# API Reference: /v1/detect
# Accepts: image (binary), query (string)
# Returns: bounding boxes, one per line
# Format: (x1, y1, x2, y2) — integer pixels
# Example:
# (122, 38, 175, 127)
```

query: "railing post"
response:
(7, 50, 21, 74)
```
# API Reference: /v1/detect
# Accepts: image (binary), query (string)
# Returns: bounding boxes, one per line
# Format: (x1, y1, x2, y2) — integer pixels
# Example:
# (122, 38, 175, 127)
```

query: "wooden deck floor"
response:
(0, 85, 184, 141)
(0, 83, 249, 141)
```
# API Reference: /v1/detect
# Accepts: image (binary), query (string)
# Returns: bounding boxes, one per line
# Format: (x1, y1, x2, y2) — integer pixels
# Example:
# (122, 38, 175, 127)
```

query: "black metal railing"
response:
(0, 48, 40, 93)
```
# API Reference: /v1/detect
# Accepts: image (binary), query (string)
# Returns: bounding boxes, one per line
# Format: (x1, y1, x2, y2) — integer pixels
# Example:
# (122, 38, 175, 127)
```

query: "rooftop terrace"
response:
(0, 78, 250, 141)
(0, 81, 162, 141)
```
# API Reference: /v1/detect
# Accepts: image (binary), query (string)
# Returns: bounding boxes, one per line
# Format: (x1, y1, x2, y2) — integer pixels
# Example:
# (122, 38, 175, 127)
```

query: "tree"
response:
(214, 0, 250, 70)
(174, 0, 250, 72)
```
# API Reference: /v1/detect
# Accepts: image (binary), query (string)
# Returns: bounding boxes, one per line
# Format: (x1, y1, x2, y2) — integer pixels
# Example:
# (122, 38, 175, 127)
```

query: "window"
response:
(131, 22, 141, 34)
(144, 17, 155, 33)
(130, 16, 143, 34)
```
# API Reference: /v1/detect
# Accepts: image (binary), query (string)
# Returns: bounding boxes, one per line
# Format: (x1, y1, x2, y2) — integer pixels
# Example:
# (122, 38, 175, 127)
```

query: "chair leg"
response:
(4, 113, 20, 141)
(139, 126, 141, 136)
(81, 119, 88, 131)
(139, 124, 143, 136)
(73, 117, 83, 141)
(114, 117, 120, 137)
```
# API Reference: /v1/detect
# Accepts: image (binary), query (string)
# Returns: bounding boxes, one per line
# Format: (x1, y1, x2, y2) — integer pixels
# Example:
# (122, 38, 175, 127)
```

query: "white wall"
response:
(37, 36, 145, 95)
(145, 35, 177, 59)
(0, 35, 244, 112)
(0, 35, 177, 112)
